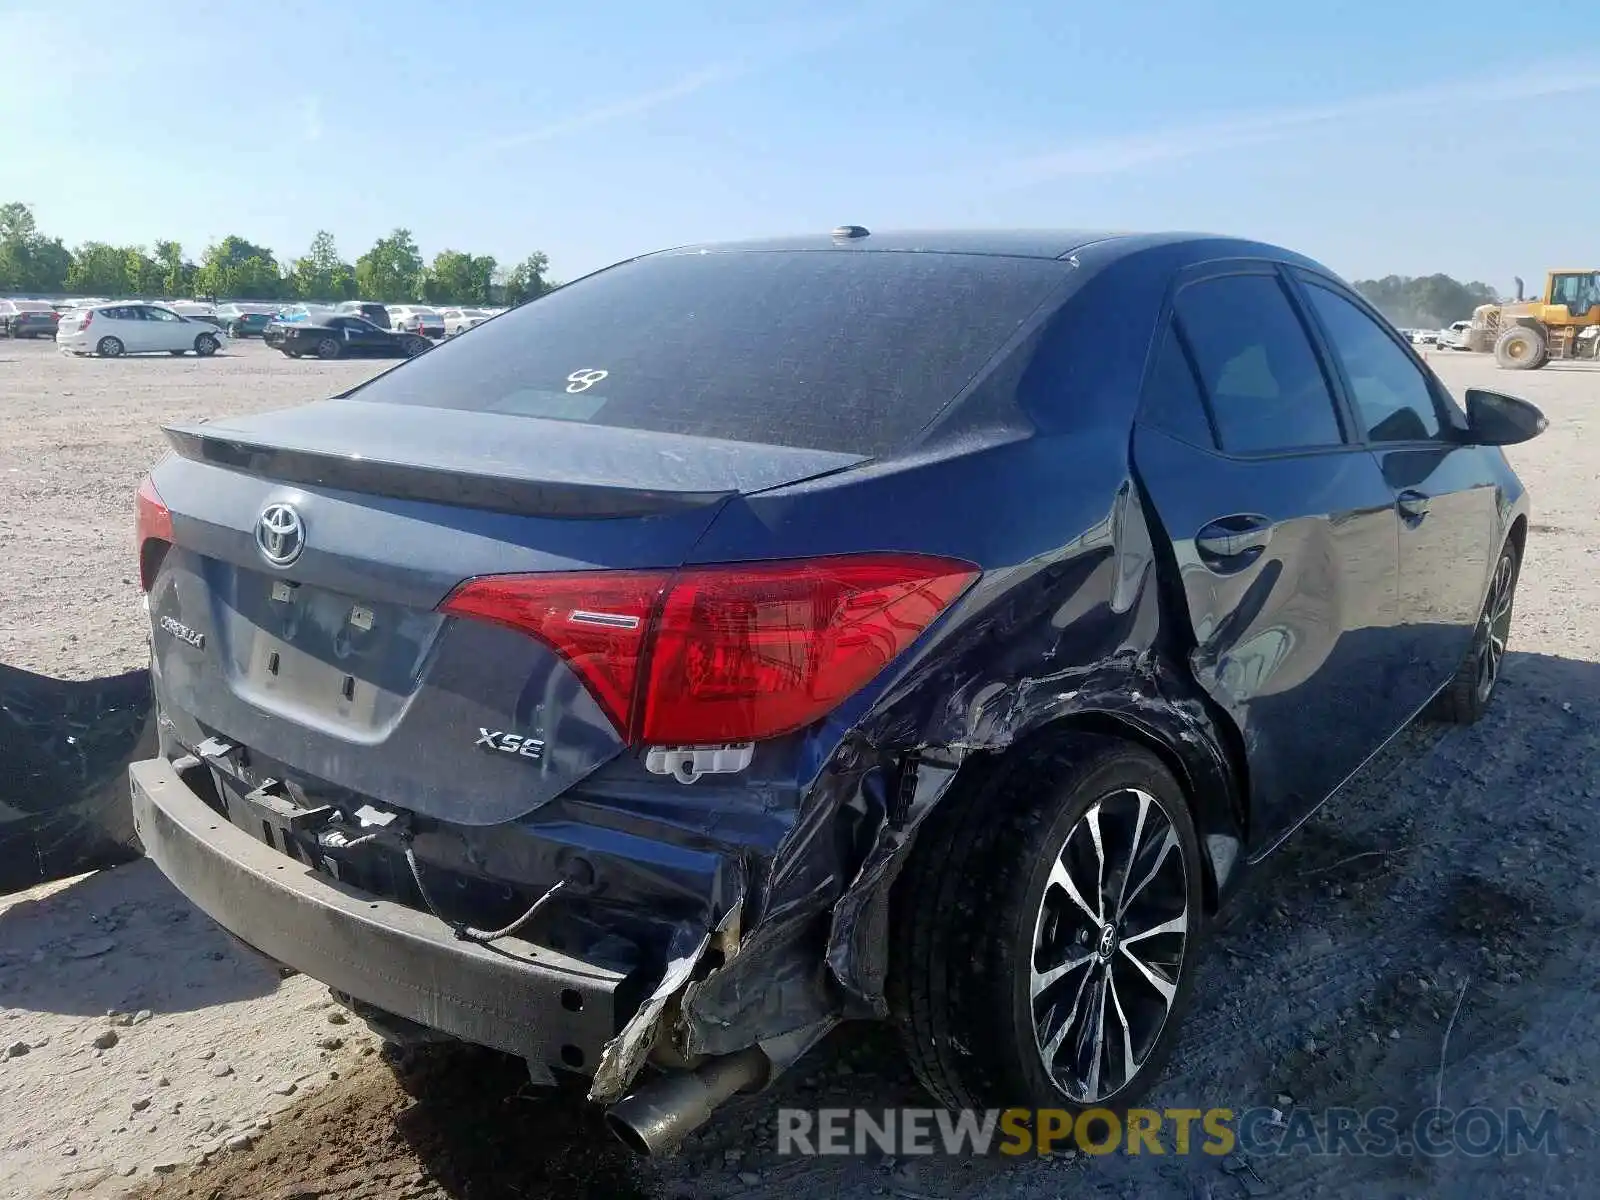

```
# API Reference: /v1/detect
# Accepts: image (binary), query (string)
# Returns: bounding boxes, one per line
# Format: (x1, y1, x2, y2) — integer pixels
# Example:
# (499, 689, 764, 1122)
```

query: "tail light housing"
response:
(439, 554, 979, 745)
(81, 309, 94, 328)
(135, 475, 174, 591)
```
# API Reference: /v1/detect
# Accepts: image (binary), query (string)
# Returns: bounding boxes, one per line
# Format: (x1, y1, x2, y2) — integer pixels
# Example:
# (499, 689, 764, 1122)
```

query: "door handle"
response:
(1396, 489, 1430, 521)
(1195, 515, 1274, 570)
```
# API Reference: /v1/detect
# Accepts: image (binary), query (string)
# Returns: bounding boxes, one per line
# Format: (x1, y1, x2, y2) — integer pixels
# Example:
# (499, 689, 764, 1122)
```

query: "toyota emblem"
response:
(256, 502, 305, 568)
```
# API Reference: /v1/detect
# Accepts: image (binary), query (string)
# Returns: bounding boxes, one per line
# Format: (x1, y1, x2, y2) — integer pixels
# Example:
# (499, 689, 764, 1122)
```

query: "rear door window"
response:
(1302, 283, 1444, 443)
(349, 250, 1071, 455)
(1174, 273, 1346, 455)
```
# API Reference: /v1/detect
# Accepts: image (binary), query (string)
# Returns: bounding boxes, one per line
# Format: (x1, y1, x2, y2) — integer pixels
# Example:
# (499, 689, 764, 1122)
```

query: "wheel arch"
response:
(946, 706, 1242, 915)
(1507, 511, 1528, 560)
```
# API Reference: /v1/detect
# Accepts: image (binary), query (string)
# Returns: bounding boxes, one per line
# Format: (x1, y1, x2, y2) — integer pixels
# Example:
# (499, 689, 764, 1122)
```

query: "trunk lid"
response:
(146, 401, 864, 825)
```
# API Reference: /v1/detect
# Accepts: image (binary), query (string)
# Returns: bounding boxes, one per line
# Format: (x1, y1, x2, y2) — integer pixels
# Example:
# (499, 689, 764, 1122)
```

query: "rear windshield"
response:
(348, 249, 1069, 454)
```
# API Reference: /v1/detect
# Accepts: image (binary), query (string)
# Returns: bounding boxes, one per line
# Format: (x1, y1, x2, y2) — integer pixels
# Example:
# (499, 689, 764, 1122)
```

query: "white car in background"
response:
(1437, 319, 1472, 350)
(441, 307, 490, 336)
(56, 302, 228, 358)
(388, 305, 445, 338)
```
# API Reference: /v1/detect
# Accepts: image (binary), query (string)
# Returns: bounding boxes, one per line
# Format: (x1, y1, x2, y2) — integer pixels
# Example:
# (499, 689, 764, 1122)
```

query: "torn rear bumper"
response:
(129, 755, 629, 1075)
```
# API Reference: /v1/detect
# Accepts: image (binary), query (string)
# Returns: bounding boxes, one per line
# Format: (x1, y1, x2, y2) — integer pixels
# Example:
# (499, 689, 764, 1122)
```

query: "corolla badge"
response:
(256, 502, 305, 567)
(158, 615, 205, 650)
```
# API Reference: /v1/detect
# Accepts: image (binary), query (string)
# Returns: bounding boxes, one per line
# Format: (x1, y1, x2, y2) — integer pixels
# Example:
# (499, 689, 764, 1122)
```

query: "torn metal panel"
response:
(589, 921, 712, 1105)
(589, 886, 745, 1104)
(0, 665, 151, 894)
(679, 907, 840, 1059)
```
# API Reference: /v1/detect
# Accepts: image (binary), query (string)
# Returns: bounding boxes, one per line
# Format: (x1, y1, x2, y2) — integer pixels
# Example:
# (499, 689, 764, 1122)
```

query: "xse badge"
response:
(476, 729, 545, 761)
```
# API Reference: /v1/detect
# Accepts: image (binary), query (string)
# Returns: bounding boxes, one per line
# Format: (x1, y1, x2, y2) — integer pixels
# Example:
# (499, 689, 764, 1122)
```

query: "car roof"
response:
(642, 228, 1333, 275)
(663, 229, 1125, 260)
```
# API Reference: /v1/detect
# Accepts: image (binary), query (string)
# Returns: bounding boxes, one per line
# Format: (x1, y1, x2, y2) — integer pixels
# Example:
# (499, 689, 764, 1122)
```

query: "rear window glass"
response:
(349, 250, 1069, 454)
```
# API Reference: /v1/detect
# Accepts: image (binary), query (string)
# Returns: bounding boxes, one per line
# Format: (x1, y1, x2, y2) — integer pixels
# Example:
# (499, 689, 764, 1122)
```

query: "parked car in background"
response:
(0, 299, 57, 336)
(57, 303, 227, 357)
(335, 301, 392, 329)
(388, 305, 445, 338)
(186, 313, 230, 332)
(263, 314, 431, 359)
(128, 228, 1543, 1152)
(441, 307, 490, 336)
(226, 312, 273, 337)
(2, 307, 61, 338)
(274, 303, 338, 325)
(1438, 319, 1472, 350)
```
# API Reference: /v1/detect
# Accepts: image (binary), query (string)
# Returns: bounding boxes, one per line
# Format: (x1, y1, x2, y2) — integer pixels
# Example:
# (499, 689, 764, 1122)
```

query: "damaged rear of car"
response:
(128, 230, 1359, 1152)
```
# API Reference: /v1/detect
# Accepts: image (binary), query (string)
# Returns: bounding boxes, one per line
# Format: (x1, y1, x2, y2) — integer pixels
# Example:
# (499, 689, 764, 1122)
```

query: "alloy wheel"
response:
(1475, 553, 1515, 702)
(1029, 786, 1189, 1103)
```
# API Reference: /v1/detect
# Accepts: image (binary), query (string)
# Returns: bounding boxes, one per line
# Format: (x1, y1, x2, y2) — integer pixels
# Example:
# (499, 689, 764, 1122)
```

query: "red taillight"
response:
(439, 554, 978, 745)
(135, 475, 174, 591)
(440, 570, 669, 736)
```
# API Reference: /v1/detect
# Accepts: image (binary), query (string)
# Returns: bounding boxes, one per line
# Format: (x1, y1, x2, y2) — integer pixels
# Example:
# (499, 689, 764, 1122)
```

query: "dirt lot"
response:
(0, 339, 383, 680)
(2, 338, 1599, 1199)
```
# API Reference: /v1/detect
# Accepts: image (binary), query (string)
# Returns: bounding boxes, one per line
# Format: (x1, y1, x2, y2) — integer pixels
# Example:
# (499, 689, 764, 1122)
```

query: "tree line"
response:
(1351, 274, 1501, 330)
(3, 200, 1506, 323)
(0, 202, 556, 306)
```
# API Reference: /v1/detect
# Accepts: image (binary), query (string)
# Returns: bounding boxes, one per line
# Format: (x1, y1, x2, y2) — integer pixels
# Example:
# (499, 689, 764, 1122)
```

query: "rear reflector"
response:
(439, 554, 978, 745)
(135, 475, 174, 591)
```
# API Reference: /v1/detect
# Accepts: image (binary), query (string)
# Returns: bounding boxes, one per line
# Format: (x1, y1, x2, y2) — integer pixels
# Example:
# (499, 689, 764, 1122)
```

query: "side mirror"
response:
(1463, 388, 1547, 446)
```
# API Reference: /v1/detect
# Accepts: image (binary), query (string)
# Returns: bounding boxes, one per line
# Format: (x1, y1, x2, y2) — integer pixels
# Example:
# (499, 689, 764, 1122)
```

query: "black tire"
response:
(403, 336, 429, 357)
(889, 733, 1204, 1114)
(194, 333, 219, 357)
(1495, 326, 1545, 370)
(96, 336, 124, 358)
(315, 337, 341, 359)
(1426, 539, 1520, 724)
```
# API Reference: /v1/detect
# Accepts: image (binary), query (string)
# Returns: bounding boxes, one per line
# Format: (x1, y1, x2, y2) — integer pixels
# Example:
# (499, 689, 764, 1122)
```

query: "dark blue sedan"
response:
(127, 228, 1543, 1151)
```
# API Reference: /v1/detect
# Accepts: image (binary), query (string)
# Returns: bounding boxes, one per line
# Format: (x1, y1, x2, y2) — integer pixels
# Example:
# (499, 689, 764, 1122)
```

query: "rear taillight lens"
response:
(439, 554, 978, 745)
(135, 475, 174, 591)
(82, 309, 94, 327)
(439, 570, 669, 736)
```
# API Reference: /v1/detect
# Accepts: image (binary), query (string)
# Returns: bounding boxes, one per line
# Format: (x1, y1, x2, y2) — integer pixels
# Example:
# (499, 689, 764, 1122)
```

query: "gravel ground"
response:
(1, 340, 1598, 1198)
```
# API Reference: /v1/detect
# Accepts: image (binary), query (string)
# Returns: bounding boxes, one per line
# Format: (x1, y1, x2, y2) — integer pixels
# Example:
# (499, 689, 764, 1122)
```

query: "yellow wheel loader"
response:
(1472, 270, 1600, 369)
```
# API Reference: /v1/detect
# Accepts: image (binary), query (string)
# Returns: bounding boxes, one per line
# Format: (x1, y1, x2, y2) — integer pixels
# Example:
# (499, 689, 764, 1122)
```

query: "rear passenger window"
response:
(1302, 284, 1443, 443)
(1174, 274, 1345, 454)
(1141, 325, 1214, 449)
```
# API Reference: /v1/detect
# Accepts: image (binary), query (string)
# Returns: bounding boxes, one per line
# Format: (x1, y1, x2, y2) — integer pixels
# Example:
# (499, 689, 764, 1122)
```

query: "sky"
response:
(1, 0, 1595, 289)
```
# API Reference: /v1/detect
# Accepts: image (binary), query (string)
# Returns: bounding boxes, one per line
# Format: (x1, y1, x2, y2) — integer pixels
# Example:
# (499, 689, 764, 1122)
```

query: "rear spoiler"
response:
(162, 401, 865, 520)
(162, 426, 735, 519)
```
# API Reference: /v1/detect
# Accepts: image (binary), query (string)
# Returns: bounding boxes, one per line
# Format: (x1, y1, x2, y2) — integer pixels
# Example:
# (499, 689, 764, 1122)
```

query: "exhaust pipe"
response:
(604, 1046, 770, 1156)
